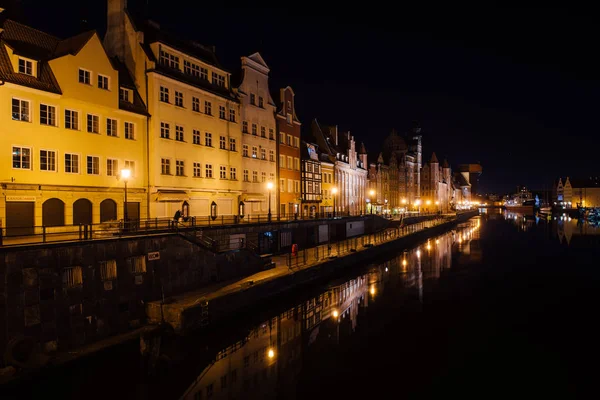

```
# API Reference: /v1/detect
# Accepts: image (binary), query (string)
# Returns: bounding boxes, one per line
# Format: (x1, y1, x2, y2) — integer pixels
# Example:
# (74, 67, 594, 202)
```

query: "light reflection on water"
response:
(178, 217, 482, 400)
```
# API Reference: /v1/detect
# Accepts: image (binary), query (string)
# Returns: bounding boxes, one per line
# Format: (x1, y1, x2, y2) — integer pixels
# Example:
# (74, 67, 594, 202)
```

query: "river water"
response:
(3, 212, 600, 399)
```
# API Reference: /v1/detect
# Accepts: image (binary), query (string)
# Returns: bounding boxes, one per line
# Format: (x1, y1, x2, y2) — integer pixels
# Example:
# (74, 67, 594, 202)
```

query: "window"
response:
(12, 98, 30, 121)
(219, 136, 226, 149)
(40, 104, 56, 126)
(270, 172, 275, 180)
(119, 87, 131, 102)
(125, 160, 135, 177)
(65, 109, 79, 130)
(184, 60, 201, 77)
(63, 266, 83, 288)
(221, 375, 227, 390)
(230, 167, 237, 180)
(161, 158, 171, 175)
(243, 145, 249, 157)
(280, 178, 285, 192)
(175, 91, 184, 107)
(12, 146, 31, 169)
(250, 93, 256, 105)
(258, 97, 264, 108)
(18, 58, 33, 75)
(87, 156, 99, 175)
(262, 172, 267, 182)
(125, 122, 135, 140)
(78, 68, 90, 84)
(295, 180, 301, 193)
(100, 260, 117, 281)
(279, 132, 284, 144)
(160, 86, 169, 103)
(261, 126, 266, 138)
(269, 128, 274, 140)
(252, 146, 258, 158)
(252, 124, 257, 135)
(192, 96, 200, 112)
(288, 179, 293, 193)
(287, 135, 292, 146)
(107, 159, 118, 176)
(161, 122, 170, 139)
(176, 160, 185, 176)
(159, 50, 179, 69)
(279, 155, 285, 167)
(212, 72, 225, 87)
(242, 121, 248, 133)
(98, 74, 109, 90)
(252, 171, 258, 182)
(205, 132, 212, 147)
(314, 164, 320, 174)
(205, 164, 213, 178)
(269, 150, 275, 162)
(243, 169, 249, 182)
(128, 256, 146, 274)
(200, 67, 208, 80)
(219, 106, 225, 119)
(220, 166, 227, 179)
(40, 150, 56, 171)
(204, 101, 212, 115)
(193, 129, 201, 145)
(294, 137, 300, 148)
(229, 138, 236, 151)
(287, 156, 293, 169)
(229, 109, 236, 122)
(260, 148, 266, 160)
(106, 118, 118, 137)
(87, 114, 99, 133)
(65, 153, 79, 173)
(294, 158, 300, 171)
(286, 113, 292, 124)
(193, 162, 201, 177)
(176, 125, 184, 141)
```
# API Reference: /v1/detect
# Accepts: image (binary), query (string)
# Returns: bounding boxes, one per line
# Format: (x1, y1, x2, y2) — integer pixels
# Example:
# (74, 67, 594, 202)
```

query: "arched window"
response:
(42, 198, 65, 227)
(73, 198, 93, 225)
(100, 199, 117, 222)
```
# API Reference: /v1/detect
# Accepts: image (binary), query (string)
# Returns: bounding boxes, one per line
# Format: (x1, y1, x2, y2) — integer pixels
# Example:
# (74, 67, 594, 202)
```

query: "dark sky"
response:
(3, 1, 600, 194)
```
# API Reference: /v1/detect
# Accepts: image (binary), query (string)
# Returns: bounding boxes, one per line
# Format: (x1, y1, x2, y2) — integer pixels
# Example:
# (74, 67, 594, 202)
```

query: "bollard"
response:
(79, 224, 82, 240)
(42, 226, 46, 243)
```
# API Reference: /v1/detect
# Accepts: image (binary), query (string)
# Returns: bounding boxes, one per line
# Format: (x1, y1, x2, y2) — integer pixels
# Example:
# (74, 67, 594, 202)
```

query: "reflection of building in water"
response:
(420, 234, 453, 280)
(556, 218, 600, 246)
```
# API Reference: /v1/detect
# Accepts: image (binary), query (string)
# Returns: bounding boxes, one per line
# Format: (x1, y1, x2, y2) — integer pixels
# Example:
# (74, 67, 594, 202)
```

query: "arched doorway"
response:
(42, 198, 65, 227)
(100, 199, 117, 222)
(73, 199, 92, 225)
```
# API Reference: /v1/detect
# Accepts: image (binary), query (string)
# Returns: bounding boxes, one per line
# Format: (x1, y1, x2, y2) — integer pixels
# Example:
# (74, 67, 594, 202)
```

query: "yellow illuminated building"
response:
(105, 1, 242, 219)
(320, 161, 334, 214)
(0, 18, 148, 235)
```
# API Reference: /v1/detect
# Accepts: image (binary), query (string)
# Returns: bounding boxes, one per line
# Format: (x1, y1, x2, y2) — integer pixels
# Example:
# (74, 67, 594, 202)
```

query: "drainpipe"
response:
(145, 60, 151, 219)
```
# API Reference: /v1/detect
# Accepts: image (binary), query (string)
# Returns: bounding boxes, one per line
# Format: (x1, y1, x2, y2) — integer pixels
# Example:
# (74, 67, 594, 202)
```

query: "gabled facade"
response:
(0, 18, 148, 235)
(105, 0, 242, 219)
(237, 53, 277, 216)
(300, 141, 322, 216)
(275, 87, 301, 217)
(421, 153, 452, 212)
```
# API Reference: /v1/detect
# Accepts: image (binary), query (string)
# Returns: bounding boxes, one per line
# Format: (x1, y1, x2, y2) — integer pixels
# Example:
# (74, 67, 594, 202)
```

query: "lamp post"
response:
(120, 168, 131, 227)
(332, 187, 338, 218)
(435, 200, 439, 214)
(369, 189, 375, 215)
(267, 181, 273, 222)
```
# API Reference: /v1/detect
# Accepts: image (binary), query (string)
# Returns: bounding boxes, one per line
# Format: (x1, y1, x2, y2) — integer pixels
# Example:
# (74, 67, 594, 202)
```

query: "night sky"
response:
(3, 1, 599, 194)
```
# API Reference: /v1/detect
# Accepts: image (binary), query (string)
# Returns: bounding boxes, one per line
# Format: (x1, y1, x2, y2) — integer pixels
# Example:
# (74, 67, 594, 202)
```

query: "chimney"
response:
(104, 0, 127, 59)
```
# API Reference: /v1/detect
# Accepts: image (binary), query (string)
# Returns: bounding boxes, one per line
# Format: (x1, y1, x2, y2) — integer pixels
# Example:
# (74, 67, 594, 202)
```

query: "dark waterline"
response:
(3, 212, 599, 399)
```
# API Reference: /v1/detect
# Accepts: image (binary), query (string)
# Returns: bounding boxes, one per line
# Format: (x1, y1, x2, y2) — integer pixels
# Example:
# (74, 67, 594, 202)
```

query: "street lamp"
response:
(369, 189, 375, 215)
(415, 199, 421, 214)
(120, 168, 131, 226)
(266, 181, 274, 222)
(332, 187, 338, 217)
(435, 200, 439, 214)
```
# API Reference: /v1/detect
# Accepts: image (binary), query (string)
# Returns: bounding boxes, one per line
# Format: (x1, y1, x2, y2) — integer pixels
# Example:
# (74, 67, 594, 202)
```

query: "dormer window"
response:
(159, 50, 179, 69)
(18, 58, 33, 76)
(79, 68, 91, 85)
(119, 87, 132, 103)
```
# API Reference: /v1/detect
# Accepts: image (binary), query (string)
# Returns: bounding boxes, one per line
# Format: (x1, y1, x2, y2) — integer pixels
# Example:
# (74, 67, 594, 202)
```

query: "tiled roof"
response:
(111, 57, 149, 116)
(442, 159, 450, 168)
(430, 152, 438, 163)
(52, 30, 95, 59)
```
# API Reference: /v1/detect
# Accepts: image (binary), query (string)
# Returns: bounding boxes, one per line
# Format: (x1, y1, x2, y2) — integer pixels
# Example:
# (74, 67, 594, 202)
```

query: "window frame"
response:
(106, 117, 118, 137)
(64, 153, 80, 174)
(97, 74, 110, 90)
(65, 109, 79, 130)
(12, 145, 32, 170)
(39, 103, 57, 127)
(12, 98, 31, 122)
(124, 121, 135, 140)
(86, 155, 100, 175)
(18, 57, 33, 75)
(78, 68, 91, 85)
(39, 149, 57, 172)
(87, 113, 100, 134)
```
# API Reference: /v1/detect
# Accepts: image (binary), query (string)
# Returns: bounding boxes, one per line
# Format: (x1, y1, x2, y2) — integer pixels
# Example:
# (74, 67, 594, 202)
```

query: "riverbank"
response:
(147, 211, 478, 333)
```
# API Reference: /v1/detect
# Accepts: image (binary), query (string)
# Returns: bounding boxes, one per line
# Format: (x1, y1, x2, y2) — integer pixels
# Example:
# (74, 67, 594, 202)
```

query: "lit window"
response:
(176, 160, 185, 176)
(40, 150, 56, 171)
(65, 109, 79, 130)
(106, 118, 118, 137)
(18, 58, 33, 75)
(12, 146, 31, 169)
(161, 158, 171, 175)
(107, 159, 118, 176)
(287, 135, 292, 146)
(205, 132, 212, 147)
(125, 122, 135, 140)
(279, 132, 284, 144)
(98, 74, 109, 90)
(100, 260, 117, 281)
(87, 114, 99, 133)
(260, 148, 266, 160)
(205, 164, 213, 178)
(193, 162, 201, 177)
(78, 69, 90, 84)
(286, 113, 292, 124)
(160, 86, 169, 103)
(12, 98, 30, 121)
(87, 155, 99, 175)
(65, 153, 79, 173)
(280, 178, 285, 192)
(293, 137, 300, 148)
(175, 91, 184, 107)
(160, 122, 170, 139)
(40, 104, 56, 126)
(176, 125, 184, 141)
(63, 267, 83, 288)
(252, 146, 258, 158)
